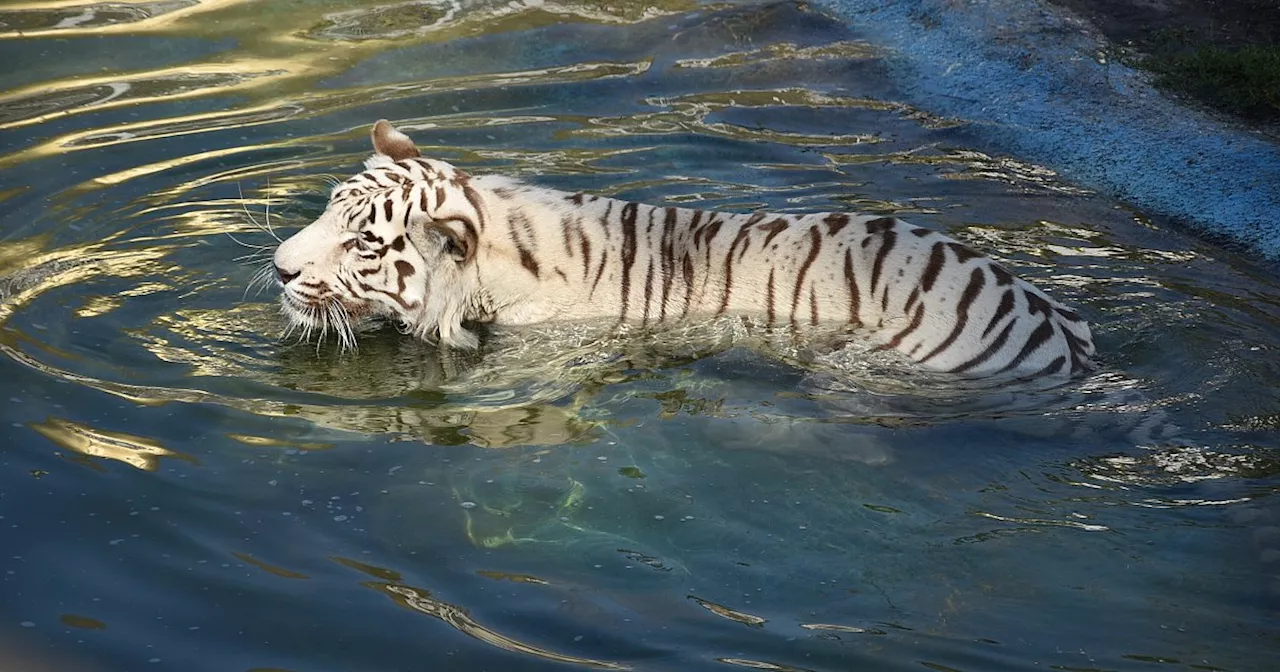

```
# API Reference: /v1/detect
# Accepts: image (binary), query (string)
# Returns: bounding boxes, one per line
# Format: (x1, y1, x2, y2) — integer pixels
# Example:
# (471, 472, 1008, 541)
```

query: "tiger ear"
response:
(371, 119, 421, 161)
(409, 219, 476, 264)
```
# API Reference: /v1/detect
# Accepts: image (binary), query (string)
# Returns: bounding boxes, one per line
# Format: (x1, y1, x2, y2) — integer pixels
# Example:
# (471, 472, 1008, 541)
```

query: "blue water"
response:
(1, 1, 1278, 671)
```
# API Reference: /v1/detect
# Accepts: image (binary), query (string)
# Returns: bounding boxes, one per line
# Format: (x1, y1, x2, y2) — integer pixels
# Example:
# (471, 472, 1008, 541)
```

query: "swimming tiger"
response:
(270, 119, 1095, 378)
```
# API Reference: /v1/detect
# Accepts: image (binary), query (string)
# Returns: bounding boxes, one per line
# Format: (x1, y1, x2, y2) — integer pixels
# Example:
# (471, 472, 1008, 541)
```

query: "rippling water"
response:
(2, 1, 1278, 670)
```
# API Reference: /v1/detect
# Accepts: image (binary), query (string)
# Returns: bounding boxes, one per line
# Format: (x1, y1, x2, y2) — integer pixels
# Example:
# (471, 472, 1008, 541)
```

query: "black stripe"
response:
(463, 185, 488, 232)
(680, 252, 695, 319)
(589, 202, 614, 294)
(659, 207, 676, 321)
(519, 249, 540, 277)
(886, 304, 926, 350)
(509, 211, 538, 278)
(766, 268, 776, 324)
(1025, 291, 1052, 317)
(949, 319, 1017, 374)
(358, 281, 415, 311)
(790, 226, 822, 326)
(383, 196, 393, 222)
(619, 202, 638, 320)
(824, 213, 850, 236)
(921, 242, 946, 293)
(844, 248, 861, 325)
(591, 250, 609, 297)
(995, 319, 1056, 374)
(718, 225, 754, 315)
(701, 218, 723, 271)
(868, 227, 898, 297)
(561, 216, 575, 257)
(579, 229, 591, 280)
(919, 267, 985, 364)
(903, 287, 919, 314)
(809, 285, 819, 326)
(642, 257, 655, 326)
(1027, 355, 1067, 378)
(865, 217, 896, 234)
(948, 242, 983, 264)
(760, 218, 789, 246)
(982, 289, 1015, 338)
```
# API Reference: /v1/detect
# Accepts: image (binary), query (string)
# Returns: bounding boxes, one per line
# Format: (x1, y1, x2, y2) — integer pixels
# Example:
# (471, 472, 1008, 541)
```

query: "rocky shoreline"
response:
(1043, 0, 1280, 124)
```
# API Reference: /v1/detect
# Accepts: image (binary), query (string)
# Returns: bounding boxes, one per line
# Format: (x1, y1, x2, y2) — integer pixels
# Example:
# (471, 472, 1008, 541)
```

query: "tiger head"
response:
(272, 120, 486, 349)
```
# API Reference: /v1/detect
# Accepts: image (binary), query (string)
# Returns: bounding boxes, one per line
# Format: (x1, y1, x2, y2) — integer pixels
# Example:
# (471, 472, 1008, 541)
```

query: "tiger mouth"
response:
(279, 294, 372, 325)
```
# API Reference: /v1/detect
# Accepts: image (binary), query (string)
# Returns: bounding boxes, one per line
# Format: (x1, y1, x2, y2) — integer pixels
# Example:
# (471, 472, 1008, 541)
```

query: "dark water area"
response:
(0, 1, 1278, 670)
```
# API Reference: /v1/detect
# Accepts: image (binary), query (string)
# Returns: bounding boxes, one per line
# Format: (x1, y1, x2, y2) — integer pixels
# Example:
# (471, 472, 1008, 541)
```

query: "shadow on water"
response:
(1, 0, 1278, 670)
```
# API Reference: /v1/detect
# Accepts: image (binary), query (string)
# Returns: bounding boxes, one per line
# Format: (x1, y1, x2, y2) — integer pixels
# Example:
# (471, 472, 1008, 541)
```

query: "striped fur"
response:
(272, 120, 1095, 378)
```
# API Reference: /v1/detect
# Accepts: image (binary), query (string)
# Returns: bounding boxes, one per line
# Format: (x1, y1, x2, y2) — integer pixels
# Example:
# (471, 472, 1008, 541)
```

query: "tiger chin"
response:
(271, 119, 1095, 379)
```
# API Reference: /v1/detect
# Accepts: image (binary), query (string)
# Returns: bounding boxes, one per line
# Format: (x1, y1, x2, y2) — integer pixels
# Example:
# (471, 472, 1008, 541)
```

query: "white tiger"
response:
(271, 120, 1095, 378)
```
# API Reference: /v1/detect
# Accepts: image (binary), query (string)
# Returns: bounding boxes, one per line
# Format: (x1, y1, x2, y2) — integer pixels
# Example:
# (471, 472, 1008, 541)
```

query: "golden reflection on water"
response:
(0, 58, 653, 173)
(232, 552, 310, 579)
(716, 658, 814, 671)
(0, 64, 293, 131)
(59, 614, 108, 630)
(689, 595, 768, 627)
(0, 0, 689, 167)
(331, 556, 626, 669)
(672, 39, 877, 68)
(574, 89, 885, 146)
(30, 416, 195, 471)
(0, 0, 238, 37)
(227, 433, 333, 451)
(370, 581, 628, 669)
(0, 238, 176, 323)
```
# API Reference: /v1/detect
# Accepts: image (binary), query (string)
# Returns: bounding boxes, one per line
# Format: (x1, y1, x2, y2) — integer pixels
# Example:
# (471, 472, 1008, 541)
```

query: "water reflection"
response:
(337, 556, 629, 669)
(30, 416, 195, 471)
(0, 1, 1278, 670)
(0, 1, 203, 36)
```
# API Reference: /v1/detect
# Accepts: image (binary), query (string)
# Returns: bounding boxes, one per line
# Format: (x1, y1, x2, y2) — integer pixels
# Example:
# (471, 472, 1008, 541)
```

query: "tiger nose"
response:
(275, 264, 301, 284)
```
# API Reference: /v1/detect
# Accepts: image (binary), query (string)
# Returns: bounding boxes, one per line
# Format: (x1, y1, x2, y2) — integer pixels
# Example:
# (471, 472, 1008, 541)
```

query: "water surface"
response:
(1, 1, 1278, 670)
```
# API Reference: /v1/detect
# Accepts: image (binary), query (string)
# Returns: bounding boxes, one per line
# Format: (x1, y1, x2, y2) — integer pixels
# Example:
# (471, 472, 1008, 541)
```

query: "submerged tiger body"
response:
(272, 120, 1094, 377)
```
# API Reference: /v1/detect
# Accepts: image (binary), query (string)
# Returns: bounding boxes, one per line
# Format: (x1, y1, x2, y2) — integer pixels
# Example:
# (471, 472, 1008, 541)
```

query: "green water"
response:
(1, 1, 1278, 670)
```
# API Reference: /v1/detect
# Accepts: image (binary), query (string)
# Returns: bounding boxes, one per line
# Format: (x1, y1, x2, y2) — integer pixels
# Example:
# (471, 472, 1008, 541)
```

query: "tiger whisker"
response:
(264, 176, 280, 243)
(333, 312, 345, 351)
(245, 263, 277, 300)
(336, 301, 359, 354)
(330, 302, 352, 355)
(315, 304, 330, 355)
(237, 181, 283, 243)
(225, 231, 271, 251)
(243, 264, 268, 301)
(235, 250, 273, 263)
(279, 306, 300, 343)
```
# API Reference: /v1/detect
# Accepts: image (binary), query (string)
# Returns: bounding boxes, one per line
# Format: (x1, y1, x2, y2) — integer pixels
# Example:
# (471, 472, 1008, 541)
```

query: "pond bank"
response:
(812, 0, 1280, 261)
(1045, 0, 1280, 123)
